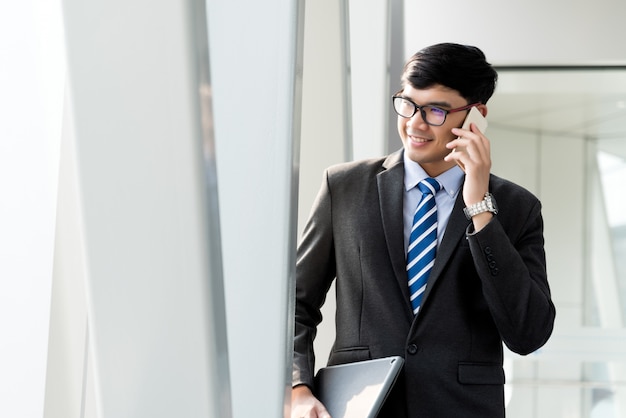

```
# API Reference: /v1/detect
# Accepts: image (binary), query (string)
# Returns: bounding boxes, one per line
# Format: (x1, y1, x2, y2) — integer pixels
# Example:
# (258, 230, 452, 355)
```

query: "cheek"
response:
(434, 127, 456, 143)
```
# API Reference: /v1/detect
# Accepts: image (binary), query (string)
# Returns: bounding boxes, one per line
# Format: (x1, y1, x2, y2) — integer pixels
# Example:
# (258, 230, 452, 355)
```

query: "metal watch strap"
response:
(463, 193, 497, 220)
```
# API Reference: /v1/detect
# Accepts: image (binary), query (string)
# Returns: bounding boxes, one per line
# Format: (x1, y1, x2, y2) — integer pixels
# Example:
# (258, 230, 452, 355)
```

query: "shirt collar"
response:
(403, 151, 464, 198)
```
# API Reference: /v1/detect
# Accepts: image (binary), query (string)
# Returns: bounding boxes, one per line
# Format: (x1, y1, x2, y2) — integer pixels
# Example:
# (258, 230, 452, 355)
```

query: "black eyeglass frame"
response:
(391, 95, 481, 126)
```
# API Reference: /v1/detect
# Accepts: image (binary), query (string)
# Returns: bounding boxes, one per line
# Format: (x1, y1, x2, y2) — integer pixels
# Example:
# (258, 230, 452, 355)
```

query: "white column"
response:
(296, 0, 353, 372)
(44, 86, 96, 418)
(61, 0, 230, 416)
(349, 0, 390, 160)
(205, 1, 304, 417)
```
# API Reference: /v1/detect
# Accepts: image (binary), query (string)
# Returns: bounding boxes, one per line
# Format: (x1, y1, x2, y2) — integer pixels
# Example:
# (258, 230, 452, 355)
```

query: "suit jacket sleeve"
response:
(292, 168, 336, 388)
(467, 180, 555, 355)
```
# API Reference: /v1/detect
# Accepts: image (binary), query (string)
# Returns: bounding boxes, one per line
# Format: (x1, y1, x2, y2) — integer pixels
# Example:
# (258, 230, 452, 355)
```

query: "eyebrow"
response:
(398, 95, 453, 109)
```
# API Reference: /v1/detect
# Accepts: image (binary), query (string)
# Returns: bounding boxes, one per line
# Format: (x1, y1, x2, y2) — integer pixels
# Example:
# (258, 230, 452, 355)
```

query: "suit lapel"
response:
(377, 151, 418, 317)
(377, 152, 470, 318)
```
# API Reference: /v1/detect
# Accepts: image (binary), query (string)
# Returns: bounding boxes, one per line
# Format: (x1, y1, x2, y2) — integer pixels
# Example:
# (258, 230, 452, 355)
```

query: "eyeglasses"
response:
(392, 95, 480, 126)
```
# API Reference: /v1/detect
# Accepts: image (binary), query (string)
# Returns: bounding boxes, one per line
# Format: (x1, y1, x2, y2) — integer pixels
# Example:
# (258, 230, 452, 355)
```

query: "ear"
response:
(477, 104, 488, 117)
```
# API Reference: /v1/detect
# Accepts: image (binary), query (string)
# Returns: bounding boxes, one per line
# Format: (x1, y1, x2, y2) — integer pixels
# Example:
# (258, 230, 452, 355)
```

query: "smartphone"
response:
(461, 106, 488, 133)
(453, 106, 488, 172)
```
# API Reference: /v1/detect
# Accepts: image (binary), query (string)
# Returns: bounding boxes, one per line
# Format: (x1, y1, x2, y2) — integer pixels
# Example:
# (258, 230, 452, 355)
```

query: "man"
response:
(292, 43, 555, 417)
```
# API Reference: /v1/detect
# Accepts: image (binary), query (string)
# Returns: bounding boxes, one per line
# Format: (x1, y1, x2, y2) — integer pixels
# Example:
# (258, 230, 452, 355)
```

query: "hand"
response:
(291, 385, 332, 418)
(445, 122, 493, 231)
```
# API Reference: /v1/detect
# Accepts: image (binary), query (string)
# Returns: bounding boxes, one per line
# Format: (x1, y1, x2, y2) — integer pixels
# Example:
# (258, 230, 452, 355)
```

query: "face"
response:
(396, 84, 471, 177)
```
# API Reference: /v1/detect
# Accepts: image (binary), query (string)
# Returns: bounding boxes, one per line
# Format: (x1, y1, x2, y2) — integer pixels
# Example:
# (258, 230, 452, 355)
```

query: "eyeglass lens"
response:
(393, 97, 447, 126)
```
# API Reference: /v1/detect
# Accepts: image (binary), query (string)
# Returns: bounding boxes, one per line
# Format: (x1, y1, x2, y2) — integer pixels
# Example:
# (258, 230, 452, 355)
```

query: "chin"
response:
(404, 149, 424, 164)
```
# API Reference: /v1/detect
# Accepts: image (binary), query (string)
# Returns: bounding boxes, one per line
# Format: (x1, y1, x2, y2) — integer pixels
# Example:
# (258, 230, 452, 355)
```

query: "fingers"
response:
(291, 405, 332, 418)
(446, 124, 491, 204)
(446, 124, 491, 174)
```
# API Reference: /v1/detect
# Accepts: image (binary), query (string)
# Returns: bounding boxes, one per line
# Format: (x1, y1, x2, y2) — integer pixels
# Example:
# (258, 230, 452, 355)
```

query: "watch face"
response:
(486, 193, 498, 213)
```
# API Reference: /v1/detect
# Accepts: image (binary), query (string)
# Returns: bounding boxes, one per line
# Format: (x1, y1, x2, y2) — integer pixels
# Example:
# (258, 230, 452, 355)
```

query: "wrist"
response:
(471, 211, 493, 232)
(292, 384, 313, 397)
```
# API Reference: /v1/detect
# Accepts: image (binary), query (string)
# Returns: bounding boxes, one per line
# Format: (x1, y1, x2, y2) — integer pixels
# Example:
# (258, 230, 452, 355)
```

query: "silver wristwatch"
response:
(463, 193, 498, 220)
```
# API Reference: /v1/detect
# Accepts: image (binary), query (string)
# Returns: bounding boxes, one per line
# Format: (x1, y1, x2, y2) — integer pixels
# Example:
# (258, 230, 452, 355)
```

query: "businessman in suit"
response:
(291, 43, 555, 417)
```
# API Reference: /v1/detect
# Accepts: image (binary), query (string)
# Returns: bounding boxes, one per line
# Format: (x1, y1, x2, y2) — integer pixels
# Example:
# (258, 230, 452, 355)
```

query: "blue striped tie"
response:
(407, 178, 441, 315)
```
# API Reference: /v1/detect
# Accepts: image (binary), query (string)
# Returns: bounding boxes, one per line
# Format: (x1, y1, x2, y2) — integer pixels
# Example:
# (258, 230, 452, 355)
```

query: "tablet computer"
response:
(314, 356, 404, 418)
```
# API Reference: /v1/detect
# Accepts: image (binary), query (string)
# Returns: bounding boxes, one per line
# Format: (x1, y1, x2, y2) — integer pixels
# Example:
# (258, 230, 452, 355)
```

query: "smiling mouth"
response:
(408, 134, 431, 143)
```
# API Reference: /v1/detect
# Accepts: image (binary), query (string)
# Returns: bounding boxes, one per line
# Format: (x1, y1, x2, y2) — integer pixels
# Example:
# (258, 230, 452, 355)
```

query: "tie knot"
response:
(417, 178, 441, 196)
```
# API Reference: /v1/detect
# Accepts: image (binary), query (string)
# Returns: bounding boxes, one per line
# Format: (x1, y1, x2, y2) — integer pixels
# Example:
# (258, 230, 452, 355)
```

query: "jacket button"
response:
(407, 344, 418, 355)
(484, 246, 492, 255)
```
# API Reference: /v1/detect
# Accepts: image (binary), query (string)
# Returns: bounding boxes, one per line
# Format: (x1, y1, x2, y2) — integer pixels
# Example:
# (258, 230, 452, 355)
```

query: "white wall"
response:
(403, 2, 626, 65)
(0, 1, 64, 416)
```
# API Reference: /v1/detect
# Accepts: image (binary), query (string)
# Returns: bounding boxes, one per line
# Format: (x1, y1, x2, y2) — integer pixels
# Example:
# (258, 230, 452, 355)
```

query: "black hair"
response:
(400, 43, 498, 104)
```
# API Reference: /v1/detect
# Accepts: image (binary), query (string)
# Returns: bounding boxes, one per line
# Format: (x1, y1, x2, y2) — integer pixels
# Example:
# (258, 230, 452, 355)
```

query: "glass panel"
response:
(490, 68, 626, 417)
(597, 150, 626, 324)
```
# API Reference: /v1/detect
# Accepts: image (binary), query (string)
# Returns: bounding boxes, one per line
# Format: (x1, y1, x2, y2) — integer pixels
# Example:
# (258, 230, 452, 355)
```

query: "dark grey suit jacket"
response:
(293, 149, 555, 417)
